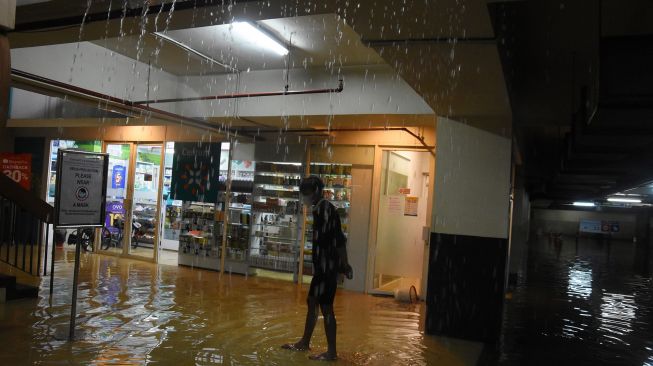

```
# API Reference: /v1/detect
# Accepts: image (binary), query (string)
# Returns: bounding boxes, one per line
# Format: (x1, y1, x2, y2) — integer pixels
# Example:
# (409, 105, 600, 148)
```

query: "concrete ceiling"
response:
(372, 42, 511, 135)
(94, 14, 386, 75)
(9, 0, 511, 135)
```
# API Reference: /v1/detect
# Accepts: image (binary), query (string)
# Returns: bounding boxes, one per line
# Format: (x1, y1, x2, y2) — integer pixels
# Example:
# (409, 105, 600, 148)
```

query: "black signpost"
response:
(53, 149, 108, 341)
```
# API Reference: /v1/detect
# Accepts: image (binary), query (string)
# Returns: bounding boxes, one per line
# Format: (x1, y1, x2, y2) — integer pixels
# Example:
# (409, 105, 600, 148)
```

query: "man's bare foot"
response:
(281, 341, 310, 351)
(309, 351, 337, 361)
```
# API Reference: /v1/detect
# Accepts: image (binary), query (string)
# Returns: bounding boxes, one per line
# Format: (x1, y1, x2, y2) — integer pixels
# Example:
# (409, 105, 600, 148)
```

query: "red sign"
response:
(0, 153, 32, 191)
(398, 187, 411, 195)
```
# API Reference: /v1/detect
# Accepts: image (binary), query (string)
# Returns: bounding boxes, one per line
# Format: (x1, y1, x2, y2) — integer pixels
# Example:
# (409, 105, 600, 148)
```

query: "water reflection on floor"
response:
(0, 249, 482, 365)
(499, 236, 653, 365)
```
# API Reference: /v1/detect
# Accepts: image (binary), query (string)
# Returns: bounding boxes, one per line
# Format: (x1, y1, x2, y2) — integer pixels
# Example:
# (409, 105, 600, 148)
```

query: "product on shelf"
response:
(303, 163, 353, 276)
(177, 201, 222, 259)
(249, 162, 303, 273)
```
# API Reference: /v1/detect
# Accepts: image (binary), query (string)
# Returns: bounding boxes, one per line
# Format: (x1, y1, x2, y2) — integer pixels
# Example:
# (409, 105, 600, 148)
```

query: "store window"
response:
(249, 161, 303, 276)
(224, 142, 255, 273)
(164, 142, 228, 269)
(308, 145, 375, 291)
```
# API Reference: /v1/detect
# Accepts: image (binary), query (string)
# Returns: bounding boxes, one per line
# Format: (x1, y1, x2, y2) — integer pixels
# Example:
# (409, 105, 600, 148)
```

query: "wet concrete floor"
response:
(0, 249, 482, 365)
(498, 236, 653, 365)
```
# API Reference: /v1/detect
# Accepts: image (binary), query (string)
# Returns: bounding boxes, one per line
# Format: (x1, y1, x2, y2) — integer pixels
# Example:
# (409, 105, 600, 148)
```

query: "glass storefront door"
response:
(101, 143, 133, 256)
(129, 144, 164, 260)
(100, 142, 163, 262)
(371, 150, 430, 296)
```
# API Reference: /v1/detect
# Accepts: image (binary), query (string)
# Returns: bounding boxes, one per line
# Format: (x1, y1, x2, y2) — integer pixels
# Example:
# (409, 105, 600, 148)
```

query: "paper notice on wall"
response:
(387, 195, 403, 214)
(404, 196, 419, 216)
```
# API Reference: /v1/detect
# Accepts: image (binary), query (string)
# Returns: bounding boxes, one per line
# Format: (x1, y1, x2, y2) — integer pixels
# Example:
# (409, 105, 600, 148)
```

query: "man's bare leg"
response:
(283, 296, 318, 351)
(309, 303, 337, 361)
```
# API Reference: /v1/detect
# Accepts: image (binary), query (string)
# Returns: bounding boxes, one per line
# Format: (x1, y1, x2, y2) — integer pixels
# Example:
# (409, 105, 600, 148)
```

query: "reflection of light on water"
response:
(567, 261, 593, 299)
(599, 292, 637, 345)
(644, 348, 653, 366)
(195, 348, 223, 365)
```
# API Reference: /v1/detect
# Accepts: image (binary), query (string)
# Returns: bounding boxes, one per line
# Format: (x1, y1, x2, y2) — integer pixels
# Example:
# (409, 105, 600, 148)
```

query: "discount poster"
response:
(0, 153, 32, 190)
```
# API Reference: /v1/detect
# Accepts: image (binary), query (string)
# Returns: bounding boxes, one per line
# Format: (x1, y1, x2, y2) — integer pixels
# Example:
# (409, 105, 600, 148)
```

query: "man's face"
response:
(301, 188, 318, 207)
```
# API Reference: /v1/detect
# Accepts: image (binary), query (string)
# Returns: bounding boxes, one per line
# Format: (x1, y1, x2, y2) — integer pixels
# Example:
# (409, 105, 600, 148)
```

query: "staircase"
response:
(0, 273, 38, 302)
(0, 172, 53, 301)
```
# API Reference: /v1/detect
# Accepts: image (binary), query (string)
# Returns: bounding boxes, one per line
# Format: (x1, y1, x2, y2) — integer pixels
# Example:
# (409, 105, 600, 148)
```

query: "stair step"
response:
(0, 274, 17, 288)
(0, 274, 39, 301)
(7, 283, 39, 300)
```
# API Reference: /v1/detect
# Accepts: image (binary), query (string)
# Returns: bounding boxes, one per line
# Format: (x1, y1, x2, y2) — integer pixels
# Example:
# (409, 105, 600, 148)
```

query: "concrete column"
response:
(425, 118, 512, 344)
(508, 168, 531, 283)
(0, 0, 16, 153)
(633, 209, 651, 276)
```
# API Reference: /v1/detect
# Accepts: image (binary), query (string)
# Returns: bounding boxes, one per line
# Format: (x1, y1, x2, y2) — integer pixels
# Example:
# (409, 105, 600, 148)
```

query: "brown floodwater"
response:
(0, 249, 482, 365)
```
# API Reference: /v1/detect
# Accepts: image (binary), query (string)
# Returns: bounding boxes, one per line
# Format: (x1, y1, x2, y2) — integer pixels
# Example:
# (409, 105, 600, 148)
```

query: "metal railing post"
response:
(43, 223, 49, 276)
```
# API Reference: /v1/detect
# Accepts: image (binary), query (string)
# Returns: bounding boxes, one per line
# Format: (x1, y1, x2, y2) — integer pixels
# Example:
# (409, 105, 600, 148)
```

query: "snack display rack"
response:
(249, 162, 303, 273)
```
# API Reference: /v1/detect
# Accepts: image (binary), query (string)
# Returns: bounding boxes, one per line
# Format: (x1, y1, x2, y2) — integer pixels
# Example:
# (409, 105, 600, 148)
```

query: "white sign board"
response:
(54, 150, 109, 228)
(579, 219, 602, 234)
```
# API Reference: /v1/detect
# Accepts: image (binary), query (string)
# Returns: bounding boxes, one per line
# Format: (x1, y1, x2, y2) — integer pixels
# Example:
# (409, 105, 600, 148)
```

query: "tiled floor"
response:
(0, 248, 483, 365)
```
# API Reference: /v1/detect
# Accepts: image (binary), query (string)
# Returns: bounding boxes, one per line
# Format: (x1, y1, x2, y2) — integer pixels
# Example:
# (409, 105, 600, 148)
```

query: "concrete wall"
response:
(10, 42, 179, 113)
(432, 118, 512, 239)
(0, 1, 15, 31)
(0, 33, 11, 152)
(531, 208, 636, 240)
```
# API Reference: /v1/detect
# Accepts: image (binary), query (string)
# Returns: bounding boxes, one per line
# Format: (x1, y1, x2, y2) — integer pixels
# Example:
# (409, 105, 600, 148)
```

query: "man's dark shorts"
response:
(308, 272, 338, 305)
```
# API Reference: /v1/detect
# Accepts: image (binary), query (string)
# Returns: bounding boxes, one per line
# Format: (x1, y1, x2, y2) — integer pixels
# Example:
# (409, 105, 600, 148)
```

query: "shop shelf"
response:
(254, 235, 297, 242)
(314, 174, 352, 179)
(254, 223, 298, 228)
(253, 184, 300, 191)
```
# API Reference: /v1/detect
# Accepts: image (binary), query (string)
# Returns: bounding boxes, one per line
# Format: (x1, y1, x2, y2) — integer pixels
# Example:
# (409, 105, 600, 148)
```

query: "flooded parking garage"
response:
(498, 236, 653, 365)
(2, 1, 653, 365)
(0, 249, 482, 365)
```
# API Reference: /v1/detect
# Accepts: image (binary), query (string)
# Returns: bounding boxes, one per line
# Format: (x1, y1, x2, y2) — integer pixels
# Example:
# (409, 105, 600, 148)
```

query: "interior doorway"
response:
(99, 142, 164, 262)
(371, 150, 432, 296)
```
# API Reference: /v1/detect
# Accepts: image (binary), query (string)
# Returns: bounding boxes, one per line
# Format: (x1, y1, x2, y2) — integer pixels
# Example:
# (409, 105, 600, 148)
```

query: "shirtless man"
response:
(282, 176, 353, 361)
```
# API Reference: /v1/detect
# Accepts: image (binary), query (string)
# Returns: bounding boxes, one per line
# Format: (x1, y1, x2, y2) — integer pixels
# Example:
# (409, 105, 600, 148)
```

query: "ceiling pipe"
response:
(239, 127, 435, 156)
(10, 68, 256, 140)
(134, 80, 344, 105)
(151, 32, 239, 73)
(364, 37, 496, 47)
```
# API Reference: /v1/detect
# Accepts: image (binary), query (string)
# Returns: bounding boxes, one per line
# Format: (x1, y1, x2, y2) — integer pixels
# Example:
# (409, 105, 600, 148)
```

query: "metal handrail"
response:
(0, 173, 53, 277)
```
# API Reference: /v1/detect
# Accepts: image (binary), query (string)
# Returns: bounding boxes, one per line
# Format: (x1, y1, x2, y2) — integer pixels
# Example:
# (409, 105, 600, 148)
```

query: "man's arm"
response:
(333, 210, 353, 279)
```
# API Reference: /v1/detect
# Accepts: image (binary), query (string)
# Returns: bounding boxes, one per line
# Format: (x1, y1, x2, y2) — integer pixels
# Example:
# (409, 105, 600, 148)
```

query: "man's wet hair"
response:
(300, 175, 324, 195)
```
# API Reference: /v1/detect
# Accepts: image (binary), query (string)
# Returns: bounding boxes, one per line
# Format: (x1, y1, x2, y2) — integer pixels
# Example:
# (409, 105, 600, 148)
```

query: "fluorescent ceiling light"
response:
(607, 197, 642, 203)
(232, 22, 289, 56)
(573, 202, 595, 207)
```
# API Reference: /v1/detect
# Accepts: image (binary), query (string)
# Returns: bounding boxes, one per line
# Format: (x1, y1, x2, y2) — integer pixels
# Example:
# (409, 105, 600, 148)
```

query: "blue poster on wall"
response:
(112, 165, 126, 189)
